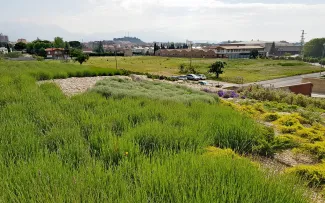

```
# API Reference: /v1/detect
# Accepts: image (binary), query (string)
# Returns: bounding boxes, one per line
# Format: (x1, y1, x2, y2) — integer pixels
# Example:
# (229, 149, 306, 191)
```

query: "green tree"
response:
(269, 42, 277, 56)
(94, 41, 105, 53)
(304, 38, 325, 58)
(169, 42, 175, 49)
(64, 41, 70, 56)
(154, 43, 160, 55)
(6, 44, 11, 53)
(14, 42, 27, 51)
(208, 61, 227, 78)
(161, 43, 165, 49)
(75, 53, 89, 65)
(53, 37, 65, 48)
(69, 41, 82, 49)
(38, 48, 47, 57)
(250, 49, 259, 59)
(70, 48, 82, 58)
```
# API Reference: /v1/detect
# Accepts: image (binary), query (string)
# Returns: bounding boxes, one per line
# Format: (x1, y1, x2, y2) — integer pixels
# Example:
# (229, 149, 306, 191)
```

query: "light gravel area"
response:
(37, 75, 236, 96)
(37, 76, 130, 96)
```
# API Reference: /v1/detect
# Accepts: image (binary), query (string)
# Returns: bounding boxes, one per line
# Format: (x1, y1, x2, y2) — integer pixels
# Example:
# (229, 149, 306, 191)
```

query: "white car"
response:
(187, 74, 200, 81)
(197, 74, 207, 80)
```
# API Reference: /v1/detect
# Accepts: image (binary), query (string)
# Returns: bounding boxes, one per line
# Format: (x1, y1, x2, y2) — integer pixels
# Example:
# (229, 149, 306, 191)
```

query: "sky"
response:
(1, 0, 325, 42)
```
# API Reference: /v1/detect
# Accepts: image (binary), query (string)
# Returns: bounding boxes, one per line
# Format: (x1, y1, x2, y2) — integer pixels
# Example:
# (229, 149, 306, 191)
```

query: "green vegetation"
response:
(0, 60, 126, 81)
(304, 38, 325, 58)
(238, 85, 325, 109)
(85, 56, 321, 83)
(224, 91, 325, 194)
(0, 60, 311, 202)
(92, 78, 217, 103)
(208, 61, 227, 78)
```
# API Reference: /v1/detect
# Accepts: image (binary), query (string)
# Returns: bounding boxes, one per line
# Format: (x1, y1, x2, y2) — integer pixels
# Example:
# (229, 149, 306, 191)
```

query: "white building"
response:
(0, 47, 8, 54)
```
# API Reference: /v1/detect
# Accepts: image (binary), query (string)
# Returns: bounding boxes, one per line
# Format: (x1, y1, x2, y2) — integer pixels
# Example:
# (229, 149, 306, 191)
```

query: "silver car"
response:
(197, 74, 207, 80)
(187, 74, 200, 81)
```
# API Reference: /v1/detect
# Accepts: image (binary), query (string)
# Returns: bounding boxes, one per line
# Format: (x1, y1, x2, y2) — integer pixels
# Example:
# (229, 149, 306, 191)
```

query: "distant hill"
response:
(113, 37, 144, 44)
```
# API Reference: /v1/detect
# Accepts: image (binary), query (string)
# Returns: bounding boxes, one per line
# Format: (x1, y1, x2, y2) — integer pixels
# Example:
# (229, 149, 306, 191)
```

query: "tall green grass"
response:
(0, 60, 126, 80)
(0, 61, 311, 202)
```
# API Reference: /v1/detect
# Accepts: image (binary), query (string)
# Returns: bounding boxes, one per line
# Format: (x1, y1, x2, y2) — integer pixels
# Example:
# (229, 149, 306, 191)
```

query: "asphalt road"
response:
(244, 71, 325, 88)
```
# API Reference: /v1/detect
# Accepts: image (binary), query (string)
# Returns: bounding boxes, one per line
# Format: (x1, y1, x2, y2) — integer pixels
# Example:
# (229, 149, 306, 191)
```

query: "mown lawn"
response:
(0, 60, 313, 202)
(85, 56, 322, 83)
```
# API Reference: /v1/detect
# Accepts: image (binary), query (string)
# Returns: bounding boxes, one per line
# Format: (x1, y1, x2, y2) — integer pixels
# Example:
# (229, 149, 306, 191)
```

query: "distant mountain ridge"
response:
(113, 37, 144, 44)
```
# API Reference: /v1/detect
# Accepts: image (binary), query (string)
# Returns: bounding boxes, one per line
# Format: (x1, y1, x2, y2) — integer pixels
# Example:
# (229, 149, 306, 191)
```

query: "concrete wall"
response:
(278, 82, 313, 97)
(302, 77, 325, 94)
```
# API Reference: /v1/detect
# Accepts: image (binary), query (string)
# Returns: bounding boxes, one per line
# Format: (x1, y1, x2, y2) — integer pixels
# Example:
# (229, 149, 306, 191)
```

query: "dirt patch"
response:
(37, 76, 129, 96)
(274, 150, 317, 167)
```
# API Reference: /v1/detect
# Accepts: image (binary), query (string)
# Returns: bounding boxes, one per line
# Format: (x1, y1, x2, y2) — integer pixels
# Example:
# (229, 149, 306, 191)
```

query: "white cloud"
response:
(5, 0, 325, 41)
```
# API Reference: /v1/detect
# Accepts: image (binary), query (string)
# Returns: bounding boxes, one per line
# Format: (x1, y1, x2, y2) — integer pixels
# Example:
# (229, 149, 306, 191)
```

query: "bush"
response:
(263, 113, 280, 122)
(320, 59, 325, 65)
(238, 85, 325, 109)
(287, 163, 325, 187)
(5, 51, 22, 58)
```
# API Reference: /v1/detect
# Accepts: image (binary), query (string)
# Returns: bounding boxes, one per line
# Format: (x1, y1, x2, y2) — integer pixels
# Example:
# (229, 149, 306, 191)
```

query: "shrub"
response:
(272, 135, 302, 150)
(287, 163, 325, 187)
(263, 113, 280, 122)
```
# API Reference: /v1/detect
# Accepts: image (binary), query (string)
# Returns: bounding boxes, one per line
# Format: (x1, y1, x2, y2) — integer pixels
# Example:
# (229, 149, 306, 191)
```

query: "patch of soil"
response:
(37, 76, 130, 96)
(274, 150, 318, 167)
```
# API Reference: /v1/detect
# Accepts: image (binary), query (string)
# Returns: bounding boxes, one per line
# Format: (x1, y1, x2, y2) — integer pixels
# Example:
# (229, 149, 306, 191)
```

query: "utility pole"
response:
(300, 30, 306, 59)
(189, 42, 193, 69)
(114, 46, 118, 69)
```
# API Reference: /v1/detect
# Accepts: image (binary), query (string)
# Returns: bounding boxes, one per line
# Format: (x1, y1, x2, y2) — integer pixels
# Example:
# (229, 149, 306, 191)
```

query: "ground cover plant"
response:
(222, 95, 325, 196)
(0, 60, 313, 202)
(85, 56, 321, 83)
(92, 77, 218, 104)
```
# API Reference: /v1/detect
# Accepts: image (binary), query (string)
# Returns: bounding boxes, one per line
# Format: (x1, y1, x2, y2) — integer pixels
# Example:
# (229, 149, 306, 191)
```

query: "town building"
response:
(0, 47, 8, 54)
(17, 39, 27, 43)
(45, 48, 68, 59)
(155, 49, 227, 58)
(214, 45, 265, 59)
(0, 33, 9, 43)
(124, 49, 133, 57)
(223, 40, 301, 57)
(82, 48, 94, 54)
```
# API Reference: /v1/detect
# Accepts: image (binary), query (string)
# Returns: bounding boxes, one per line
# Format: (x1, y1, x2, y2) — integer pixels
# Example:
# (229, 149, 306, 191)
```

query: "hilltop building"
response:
(0, 33, 9, 43)
(17, 39, 27, 43)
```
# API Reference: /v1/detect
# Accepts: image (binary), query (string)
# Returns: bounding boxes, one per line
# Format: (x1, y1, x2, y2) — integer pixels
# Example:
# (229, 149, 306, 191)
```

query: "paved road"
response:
(243, 71, 325, 88)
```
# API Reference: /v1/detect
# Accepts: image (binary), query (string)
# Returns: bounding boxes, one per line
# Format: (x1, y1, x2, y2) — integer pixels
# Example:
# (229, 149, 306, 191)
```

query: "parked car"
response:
(178, 75, 188, 81)
(199, 81, 209, 85)
(187, 74, 200, 81)
(197, 74, 207, 80)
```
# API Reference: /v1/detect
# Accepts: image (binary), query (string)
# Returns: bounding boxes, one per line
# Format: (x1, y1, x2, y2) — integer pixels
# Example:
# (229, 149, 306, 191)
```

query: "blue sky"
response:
(1, 0, 325, 42)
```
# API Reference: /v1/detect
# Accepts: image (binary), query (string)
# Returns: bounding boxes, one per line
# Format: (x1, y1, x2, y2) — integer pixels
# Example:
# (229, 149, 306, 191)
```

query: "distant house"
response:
(45, 48, 68, 59)
(124, 49, 133, 57)
(17, 39, 27, 44)
(82, 48, 94, 54)
(0, 47, 8, 54)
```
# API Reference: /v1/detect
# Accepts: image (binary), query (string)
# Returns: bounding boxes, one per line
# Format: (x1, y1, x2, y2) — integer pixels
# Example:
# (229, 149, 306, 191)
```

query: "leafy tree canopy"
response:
(53, 37, 65, 48)
(69, 41, 82, 49)
(208, 61, 227, 78)
(304, 38, 325, 58)
(250, 49, 259, 59)
(14, 42, 27, 51)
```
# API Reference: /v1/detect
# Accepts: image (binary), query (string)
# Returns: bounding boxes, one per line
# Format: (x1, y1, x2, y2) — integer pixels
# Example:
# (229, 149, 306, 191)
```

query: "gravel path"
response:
(37, 76, 129, 96)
